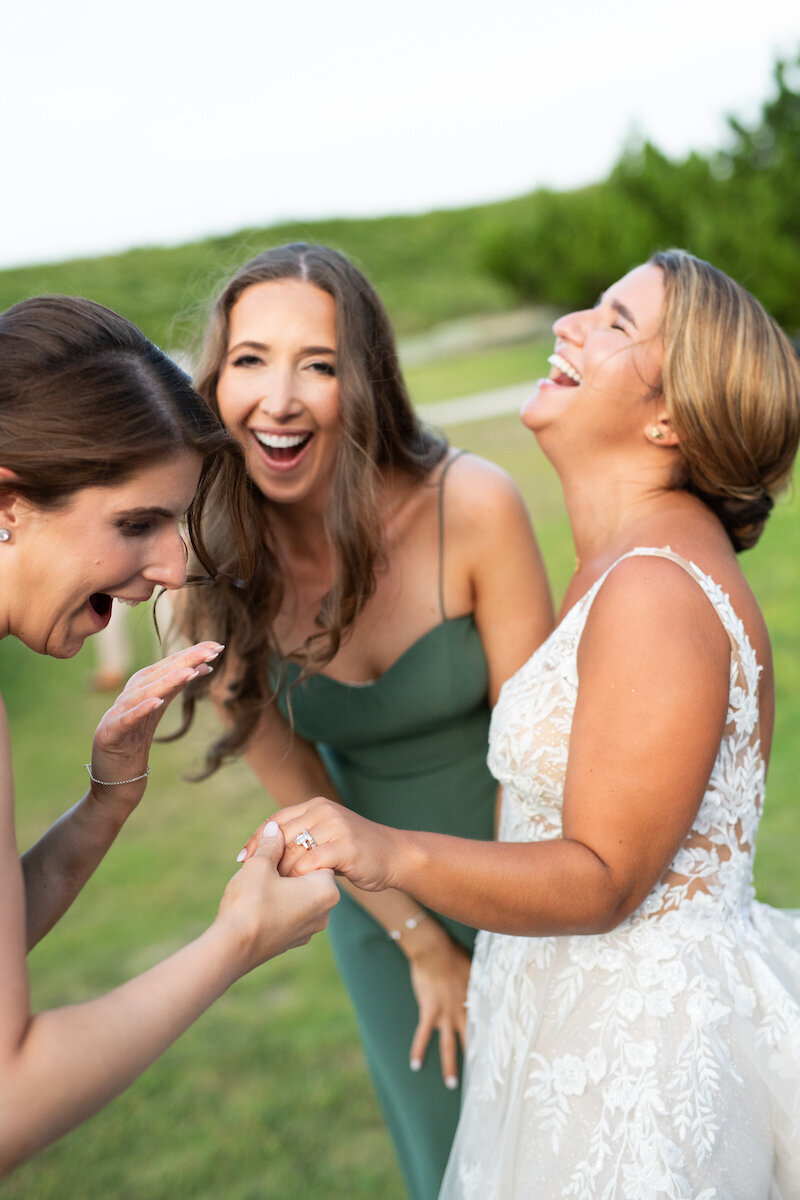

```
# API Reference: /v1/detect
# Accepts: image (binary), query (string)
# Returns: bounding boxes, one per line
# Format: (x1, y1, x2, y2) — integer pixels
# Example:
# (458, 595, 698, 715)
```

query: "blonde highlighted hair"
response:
(653, 249, 800, 550)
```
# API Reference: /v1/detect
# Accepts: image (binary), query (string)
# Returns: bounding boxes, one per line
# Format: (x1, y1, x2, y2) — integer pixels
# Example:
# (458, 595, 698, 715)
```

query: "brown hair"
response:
(0, 294, 254, 582)
(179, 243, 447, 774)
(652, 249, 800, 551)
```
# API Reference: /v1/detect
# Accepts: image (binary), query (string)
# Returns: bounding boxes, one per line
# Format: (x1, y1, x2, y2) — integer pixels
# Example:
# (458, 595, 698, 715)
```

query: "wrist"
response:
(84, 760, 150, 814)
(393, 913, 453, 963)
(387, 908, 428, 946)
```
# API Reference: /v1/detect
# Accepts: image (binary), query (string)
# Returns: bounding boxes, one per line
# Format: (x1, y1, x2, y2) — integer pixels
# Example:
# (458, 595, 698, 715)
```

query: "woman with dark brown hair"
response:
(263, 251, 800, 1196)
(0, 295, 337, 1176)
(178, 243, 553, 1198)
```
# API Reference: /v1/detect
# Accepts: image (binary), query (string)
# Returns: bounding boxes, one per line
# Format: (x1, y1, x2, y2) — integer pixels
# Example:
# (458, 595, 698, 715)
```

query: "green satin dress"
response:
(274, 460, 496, 1200)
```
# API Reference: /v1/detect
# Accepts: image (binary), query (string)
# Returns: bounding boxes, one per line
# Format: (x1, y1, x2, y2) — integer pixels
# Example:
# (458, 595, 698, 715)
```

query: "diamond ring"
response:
(294, 829, 316, 851)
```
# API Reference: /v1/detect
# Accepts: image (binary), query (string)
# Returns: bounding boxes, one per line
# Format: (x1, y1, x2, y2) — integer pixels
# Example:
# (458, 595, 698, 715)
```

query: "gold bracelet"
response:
(387, 910, 429, 942)
(84, 763, 151, 786)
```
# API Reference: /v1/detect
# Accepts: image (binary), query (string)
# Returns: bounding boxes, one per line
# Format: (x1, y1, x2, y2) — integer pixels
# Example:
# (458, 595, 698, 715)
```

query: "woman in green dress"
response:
(178, 244, 553, 1199)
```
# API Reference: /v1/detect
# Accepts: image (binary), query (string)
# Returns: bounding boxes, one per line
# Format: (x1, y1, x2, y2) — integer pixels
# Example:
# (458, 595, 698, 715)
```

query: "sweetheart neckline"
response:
(280, 613, 476, 690)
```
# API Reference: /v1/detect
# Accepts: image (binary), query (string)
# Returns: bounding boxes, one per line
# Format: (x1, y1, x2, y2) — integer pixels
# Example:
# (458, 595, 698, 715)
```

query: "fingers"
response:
(235, 817, 277, 864)
(120, 641, 224, 705)
(409, 1014, 434, 1074)
(96, 642, 225, 748)
(437, 1022, 459, 1090)
(247, 820, 285, 867)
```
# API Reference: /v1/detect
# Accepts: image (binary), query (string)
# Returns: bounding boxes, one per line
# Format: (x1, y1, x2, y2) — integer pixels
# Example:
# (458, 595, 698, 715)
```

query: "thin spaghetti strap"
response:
(438, 450, 468, 621)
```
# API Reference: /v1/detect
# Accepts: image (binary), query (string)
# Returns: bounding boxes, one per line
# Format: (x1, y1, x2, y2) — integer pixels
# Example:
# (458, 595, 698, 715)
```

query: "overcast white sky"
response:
(2, 0, 798, 270)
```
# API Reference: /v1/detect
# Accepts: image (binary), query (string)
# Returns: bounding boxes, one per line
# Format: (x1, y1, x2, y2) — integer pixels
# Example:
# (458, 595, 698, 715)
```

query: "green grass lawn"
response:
(2, 351, 799, 1198)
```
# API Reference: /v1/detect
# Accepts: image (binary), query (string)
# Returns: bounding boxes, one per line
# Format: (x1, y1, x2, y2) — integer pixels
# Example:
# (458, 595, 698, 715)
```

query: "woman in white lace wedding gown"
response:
(442, 543, 800, 1199)
(269, 250, 800, 1198)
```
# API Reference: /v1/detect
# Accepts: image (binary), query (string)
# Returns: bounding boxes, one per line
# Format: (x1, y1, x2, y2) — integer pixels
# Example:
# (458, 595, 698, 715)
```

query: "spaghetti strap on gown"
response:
(274, 454, 496, 1200)
(440, 548, 800, 1200)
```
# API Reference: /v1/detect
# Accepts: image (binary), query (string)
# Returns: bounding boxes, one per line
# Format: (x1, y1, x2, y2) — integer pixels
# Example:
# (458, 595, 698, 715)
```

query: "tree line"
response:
(481, 52, 800, 336)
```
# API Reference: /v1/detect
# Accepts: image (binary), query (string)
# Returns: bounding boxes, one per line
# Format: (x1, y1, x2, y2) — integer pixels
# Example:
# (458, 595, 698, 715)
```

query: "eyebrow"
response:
(594, 294, 639, 330)
(611, 299, 638, 329)
(226, 340, 336, 356)
(116, 506, 177, 520)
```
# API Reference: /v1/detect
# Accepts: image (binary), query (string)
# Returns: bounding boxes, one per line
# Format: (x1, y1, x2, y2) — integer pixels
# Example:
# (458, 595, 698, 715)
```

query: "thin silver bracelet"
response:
(387, 910, 429, 942)
(84, 762, 151, 786)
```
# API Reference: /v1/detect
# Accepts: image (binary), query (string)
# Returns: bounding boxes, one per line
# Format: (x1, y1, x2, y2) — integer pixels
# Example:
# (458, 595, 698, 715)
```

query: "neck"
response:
(560, 456, 675, 575)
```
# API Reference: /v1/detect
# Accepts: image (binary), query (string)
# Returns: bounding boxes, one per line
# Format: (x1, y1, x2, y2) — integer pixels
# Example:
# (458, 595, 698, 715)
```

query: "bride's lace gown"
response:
(440, 549, 800, 1200)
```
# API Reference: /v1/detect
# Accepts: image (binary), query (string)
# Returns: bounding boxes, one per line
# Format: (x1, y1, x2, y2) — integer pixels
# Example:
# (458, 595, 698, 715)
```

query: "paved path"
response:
(416, 379, 538, 427)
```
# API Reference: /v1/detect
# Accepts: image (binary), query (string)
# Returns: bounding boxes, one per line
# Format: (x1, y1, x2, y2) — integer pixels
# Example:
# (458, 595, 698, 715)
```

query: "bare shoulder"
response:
(439, 451, 531, 531)
(582, 553, 731, 666)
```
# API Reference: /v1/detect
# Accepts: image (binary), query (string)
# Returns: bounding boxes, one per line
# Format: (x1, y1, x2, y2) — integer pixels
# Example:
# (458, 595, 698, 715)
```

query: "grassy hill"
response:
(0, 202, 531, 352)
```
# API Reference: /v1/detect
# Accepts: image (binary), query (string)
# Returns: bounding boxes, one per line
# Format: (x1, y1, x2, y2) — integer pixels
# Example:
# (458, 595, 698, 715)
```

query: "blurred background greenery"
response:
(1, 53, 799, 353)
(1, 45, 800, 1200)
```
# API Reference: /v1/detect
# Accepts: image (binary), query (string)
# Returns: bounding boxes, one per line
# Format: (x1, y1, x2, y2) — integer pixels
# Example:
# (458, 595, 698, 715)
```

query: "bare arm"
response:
(0, 703, 338, 1177)
(275, 558, 732, 936)
(21, 643, 224, 948)
(447, 456, 553, 703)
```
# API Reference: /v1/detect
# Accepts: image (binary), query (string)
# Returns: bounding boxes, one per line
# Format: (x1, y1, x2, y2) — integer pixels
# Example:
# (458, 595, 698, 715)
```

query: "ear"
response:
(644, 415, 679, 448)
(0, 467, 24, 531)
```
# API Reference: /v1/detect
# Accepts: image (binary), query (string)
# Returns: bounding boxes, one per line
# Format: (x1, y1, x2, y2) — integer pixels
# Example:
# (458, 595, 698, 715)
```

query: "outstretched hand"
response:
(235, 797, 399, 892)
(217, 821, 339, 972)
(88, 641, 224, 802)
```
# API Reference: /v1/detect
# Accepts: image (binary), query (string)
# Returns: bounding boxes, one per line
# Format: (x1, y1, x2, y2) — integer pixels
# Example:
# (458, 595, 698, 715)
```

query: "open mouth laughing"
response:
(89, 592, 113, 618)
(547, 352, 583, 386)
(253, 429, 314, 468)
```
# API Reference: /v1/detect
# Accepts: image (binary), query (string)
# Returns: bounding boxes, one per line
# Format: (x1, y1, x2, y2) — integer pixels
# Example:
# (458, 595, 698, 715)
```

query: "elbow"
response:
(562, 847, 637, 935)
(582, 883, 642, 935)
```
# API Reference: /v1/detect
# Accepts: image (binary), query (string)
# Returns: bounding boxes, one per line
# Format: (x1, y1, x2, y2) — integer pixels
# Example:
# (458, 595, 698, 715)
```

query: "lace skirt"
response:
(440, 902, 800, 1200)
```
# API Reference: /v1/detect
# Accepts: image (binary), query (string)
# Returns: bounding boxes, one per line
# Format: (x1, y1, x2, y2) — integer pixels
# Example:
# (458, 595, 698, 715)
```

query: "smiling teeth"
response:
(118, 599, 142, 607)
(548, 353, 583, 384)
(255, 432, 309, 449)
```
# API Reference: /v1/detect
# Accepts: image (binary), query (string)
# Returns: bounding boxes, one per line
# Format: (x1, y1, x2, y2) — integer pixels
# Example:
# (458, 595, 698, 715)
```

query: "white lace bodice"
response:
(441, 548, 800, 1200)
(489, 547, 764, 925)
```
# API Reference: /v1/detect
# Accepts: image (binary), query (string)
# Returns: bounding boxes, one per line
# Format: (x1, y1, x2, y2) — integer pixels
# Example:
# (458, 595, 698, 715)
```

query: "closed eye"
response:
(309, 360, 336, 376)
(230, 353, 263, 368)
(118, 521, 153, 538)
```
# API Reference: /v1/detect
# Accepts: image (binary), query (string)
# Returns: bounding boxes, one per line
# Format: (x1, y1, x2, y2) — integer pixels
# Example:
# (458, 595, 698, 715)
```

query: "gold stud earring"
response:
(648, 427, 666, 441)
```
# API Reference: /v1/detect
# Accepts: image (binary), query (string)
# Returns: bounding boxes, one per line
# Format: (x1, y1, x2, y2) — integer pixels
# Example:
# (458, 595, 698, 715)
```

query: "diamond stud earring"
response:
(0, 529, 10, 542)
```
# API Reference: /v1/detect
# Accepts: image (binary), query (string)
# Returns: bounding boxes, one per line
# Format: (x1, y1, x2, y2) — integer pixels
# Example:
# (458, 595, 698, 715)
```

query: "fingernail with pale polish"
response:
(260, 820, 281, 840)
(410, 1058, 421, 1072)
(445, 1075, 458, 1090)
(236, 848, 247, 863)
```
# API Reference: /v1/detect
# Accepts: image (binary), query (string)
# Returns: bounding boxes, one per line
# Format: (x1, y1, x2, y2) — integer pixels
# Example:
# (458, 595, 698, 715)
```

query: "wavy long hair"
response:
(178, 244, 447, 774)
(652, 250, 800, 551)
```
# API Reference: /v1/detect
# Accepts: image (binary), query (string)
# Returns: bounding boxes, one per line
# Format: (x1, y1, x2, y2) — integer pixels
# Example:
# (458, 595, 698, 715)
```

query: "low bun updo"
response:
(652, 250, 800, 551)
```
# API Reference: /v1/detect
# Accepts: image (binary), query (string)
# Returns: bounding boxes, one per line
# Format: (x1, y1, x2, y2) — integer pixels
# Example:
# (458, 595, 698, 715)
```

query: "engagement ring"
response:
(295, 829, 316, 851)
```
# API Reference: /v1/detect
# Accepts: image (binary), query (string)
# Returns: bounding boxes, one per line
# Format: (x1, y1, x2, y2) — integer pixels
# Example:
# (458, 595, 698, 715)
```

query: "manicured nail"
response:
(236, 848, 247, 863)
(410, 1058, 421, 1072)
(260, 820, 281, 840)
(445, 1075, 458, 1090)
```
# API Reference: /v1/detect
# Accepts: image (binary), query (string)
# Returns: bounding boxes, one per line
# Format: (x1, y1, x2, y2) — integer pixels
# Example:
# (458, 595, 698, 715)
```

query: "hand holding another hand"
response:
(236, 797, 399, 892)
(217, 821, 339, 974)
